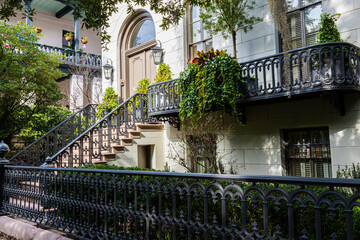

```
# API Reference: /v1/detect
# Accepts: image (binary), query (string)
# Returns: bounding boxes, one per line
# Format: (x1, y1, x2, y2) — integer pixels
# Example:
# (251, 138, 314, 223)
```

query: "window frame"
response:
(187, 5, 212, 59)
(285, 0, 322, 49)
(282, 127, 332, 178)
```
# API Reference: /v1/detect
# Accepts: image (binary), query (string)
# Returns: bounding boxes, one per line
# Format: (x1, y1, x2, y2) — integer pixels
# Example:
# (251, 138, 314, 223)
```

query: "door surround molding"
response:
(118, 10, 156, 100)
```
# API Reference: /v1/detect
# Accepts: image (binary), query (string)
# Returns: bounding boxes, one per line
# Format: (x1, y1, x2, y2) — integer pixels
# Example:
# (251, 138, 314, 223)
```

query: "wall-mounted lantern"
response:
(103, 59, 113, 81)
(151, 40, 164, 65)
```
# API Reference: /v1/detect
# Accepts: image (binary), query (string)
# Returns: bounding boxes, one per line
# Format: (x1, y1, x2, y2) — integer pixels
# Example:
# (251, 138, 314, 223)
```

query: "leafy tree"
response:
(199, 0, 261, 59)
(0, 22, 65, 144)
(17, 105, 72, 143)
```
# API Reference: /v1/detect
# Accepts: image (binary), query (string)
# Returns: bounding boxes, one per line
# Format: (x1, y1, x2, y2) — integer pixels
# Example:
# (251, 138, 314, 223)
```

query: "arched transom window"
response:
(130, 19, 156, 48)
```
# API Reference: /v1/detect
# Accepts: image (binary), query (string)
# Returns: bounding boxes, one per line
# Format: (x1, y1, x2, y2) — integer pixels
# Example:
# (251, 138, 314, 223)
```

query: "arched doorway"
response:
(118, 11, 157, 100)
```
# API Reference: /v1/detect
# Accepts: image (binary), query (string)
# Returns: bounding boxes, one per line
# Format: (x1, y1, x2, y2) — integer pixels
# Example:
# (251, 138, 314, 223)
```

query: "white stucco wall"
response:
(102, 0, 360, 175)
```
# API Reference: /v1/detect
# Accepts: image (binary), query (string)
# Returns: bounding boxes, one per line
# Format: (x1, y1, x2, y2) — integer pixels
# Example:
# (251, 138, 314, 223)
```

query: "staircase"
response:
(11, 93, 163, 168)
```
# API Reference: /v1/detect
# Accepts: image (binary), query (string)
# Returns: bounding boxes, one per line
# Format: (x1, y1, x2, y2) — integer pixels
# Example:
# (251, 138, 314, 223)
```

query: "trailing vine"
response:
(178, 49, 243, 123)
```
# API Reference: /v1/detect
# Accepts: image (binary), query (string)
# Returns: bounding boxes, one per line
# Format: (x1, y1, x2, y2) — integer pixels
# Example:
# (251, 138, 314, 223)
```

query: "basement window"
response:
(282, 127, 332, 178)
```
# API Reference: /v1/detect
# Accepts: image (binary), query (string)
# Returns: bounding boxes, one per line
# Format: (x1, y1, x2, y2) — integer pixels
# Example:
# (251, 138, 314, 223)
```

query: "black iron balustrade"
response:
(10, 104, 98, 166)
(51, 93, 153, 167)
(148, 79, 180, 117)
(147, 42, 360, 116)
(2, 164, 360, 239)
(240, 42, 360, 101)
(36, 44, 102, 68)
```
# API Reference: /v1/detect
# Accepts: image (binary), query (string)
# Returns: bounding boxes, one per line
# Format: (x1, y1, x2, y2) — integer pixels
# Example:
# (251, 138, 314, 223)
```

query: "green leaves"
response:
(316, 13, 343, 44)
(199, 0, 262, 58)
(96, 87, 119, 118)
(179, 50, 243, 124)
(0, 22, 65, 143)
(154, 63, 172, 84)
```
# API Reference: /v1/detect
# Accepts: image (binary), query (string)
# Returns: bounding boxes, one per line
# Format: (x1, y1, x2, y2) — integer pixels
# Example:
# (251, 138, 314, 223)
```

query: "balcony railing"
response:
(148, 42, 360, 117)
(148, 79, 180, 116)
(36, 44, 102, 69)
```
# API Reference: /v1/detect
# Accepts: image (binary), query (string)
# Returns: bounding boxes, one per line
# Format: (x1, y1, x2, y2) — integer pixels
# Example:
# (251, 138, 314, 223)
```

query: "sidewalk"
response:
(0, 216, 72, 240)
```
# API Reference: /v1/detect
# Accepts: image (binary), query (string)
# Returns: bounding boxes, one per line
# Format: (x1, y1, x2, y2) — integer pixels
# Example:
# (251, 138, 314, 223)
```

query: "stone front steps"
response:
(59, 123, 164, 167)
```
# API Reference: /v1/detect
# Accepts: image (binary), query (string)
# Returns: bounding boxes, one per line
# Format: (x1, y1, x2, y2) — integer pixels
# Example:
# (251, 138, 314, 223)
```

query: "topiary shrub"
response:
(96, 87, 118, 118)
(316, 13, 343, 44)
(137, 78, 151, 93)
(154, 63, 172, 83)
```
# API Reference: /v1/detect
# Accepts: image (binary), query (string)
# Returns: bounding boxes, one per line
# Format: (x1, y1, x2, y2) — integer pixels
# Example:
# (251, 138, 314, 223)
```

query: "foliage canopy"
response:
(0, 22, 65, 144)
(199, 0, 261, 58)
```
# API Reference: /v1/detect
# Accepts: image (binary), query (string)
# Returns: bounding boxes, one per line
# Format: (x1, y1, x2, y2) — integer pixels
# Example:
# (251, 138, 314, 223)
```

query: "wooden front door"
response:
(127, 49, 156, 98)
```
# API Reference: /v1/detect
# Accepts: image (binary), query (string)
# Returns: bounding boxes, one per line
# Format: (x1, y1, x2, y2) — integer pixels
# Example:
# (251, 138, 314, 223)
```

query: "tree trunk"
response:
(232, 31, 237, 59)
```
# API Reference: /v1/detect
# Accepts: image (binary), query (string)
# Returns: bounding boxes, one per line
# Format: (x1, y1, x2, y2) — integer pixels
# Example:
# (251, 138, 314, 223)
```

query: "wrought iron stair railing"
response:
(36, 44, 102, 68)
(10, 104, 98, 166)
(50, 93, 153, 167)
(148, 42, 360, 116)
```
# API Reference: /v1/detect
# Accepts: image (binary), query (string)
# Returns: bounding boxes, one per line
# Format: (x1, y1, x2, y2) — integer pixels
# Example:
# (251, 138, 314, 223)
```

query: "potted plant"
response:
(34, 27, 42, 34)
(81, 37, 88, 44)
(64, 32, 74, 41)
(315, 13, 344, 81)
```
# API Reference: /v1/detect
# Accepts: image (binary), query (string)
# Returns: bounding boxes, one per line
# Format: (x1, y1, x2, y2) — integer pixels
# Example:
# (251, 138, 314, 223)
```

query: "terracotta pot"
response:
(65, 36, 73, 41)
(81, 39, 88, 44)
(35, 28, 42, 34)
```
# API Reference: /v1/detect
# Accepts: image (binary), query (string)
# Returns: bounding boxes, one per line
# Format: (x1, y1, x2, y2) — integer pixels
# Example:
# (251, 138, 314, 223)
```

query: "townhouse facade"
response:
(100, 0, 360, 177)
(5, 0, 103, 110)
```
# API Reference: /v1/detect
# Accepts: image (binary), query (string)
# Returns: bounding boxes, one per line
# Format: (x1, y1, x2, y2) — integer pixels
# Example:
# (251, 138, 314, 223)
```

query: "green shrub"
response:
(136, 78, 151, 94)
(154, 63, 172, 84)
(316, 13, 343, 44)
(96, 87, 118, 118)
(17, 105, 71, 142)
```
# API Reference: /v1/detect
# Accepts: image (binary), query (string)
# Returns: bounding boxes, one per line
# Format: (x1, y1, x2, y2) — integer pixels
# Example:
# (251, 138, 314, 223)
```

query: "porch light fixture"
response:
(103, 59, 113, 81)
(151, 40, 164, 65)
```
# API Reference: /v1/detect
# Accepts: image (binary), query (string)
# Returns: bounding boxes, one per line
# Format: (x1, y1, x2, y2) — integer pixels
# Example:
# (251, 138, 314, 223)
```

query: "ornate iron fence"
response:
(10, 104, 98, 166)
(147, 42, 360, 116)
(50, 93, 153, 167)
(36, 44, 102, 68)
(1, 163, 360, 240)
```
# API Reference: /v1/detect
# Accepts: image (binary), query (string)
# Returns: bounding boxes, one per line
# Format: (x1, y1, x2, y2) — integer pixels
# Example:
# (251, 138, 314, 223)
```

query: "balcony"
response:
(148, 42, 360, 118)
(36, 44, 102, 70)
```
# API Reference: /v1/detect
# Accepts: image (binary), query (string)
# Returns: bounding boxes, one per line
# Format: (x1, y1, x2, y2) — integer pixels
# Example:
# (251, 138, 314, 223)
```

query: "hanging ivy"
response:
(178, 49, 243, 123)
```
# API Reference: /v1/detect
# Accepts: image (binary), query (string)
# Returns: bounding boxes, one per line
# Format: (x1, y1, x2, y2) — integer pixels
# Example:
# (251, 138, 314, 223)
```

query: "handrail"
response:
(239, 41, 359, 65)
(10, 103, 98, 166)
(51, 93, 153, 167)
(6, 164, 360, 187)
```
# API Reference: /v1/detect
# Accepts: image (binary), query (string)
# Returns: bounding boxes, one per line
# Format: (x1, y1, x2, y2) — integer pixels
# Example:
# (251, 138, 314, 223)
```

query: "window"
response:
(62, 30, 74, 49)
(187, 134, 217, 173)
(286, 0, 322, 49)
(188, 6, 212, 59)
(283, 127, 331, 178)
(129, 19, 156, 48)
